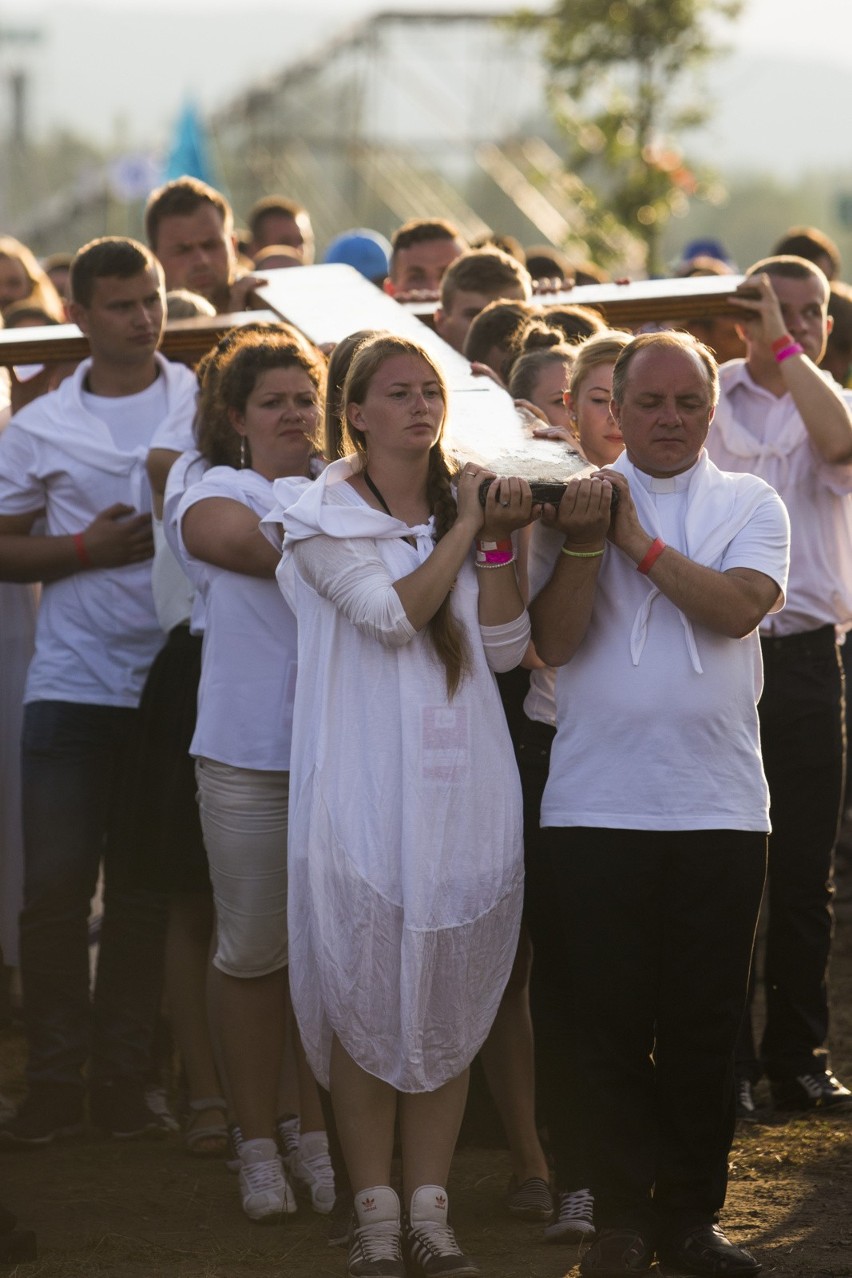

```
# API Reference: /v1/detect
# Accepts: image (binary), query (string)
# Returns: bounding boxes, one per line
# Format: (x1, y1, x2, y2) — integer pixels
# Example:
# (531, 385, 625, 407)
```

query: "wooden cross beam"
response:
(403, 273, 747, 328)
(0, 309, 280, 369)
(0, 267, 746, 496)
(0, 269, 746, 369)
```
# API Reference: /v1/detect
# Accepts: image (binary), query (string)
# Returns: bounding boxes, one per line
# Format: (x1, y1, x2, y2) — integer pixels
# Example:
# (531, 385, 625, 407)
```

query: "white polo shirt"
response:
(0, 355, 197, 706)
(535, 452, 790, 832)
(708, 361, 852, 636)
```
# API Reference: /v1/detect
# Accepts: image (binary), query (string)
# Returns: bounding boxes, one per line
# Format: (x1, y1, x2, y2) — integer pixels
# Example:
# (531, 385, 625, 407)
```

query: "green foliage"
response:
(516, 0, 743, 272)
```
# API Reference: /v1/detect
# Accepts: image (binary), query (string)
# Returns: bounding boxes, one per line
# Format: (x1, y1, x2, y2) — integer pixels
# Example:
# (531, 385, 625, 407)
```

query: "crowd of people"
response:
(0, 175, 850, 1278)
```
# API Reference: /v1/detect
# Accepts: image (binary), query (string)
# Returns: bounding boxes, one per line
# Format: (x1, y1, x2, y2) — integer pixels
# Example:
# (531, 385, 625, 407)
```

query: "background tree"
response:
(516, 0, 743, 274)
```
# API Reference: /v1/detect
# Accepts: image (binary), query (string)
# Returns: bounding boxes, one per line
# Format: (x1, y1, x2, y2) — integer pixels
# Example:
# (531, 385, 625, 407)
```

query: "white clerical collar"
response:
(632, 457, 701, 495)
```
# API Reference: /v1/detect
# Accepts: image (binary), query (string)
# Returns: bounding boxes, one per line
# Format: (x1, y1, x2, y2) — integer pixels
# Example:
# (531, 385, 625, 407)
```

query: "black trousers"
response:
(516, 716, 588, 1193)
(737, 626, 845, 1082)
(541, 827, 766, 1241)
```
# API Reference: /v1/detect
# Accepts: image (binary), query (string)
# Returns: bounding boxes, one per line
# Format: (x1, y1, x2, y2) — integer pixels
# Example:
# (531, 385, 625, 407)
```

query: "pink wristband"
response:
(475, 553, 516, 570)
(475, 537, 513, 566)
(476, 549, 514, 566)
(72, 532, 90, 569)
(770, 333, 793, 355)
(774, 342, 804, 364)
(637, 538, 666, 575)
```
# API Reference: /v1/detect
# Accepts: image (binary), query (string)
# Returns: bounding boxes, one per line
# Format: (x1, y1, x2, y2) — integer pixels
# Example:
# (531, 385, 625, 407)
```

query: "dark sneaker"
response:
(544, 1187, 596, 1243)
(658, 1224, 761, 1276)
(735, 1079, 758, 1121)
(579, 1228, 654, 1276)
(348, 1220, 405, 1277)
(771, 1070, 852, 1112)
(404, 1186, 480, 1277)
(0, 1087, 84, 1147)
(90, 1082, 169, 1140)
(348, 1185, 404, 1277)
(506, 1175, 553, 1222)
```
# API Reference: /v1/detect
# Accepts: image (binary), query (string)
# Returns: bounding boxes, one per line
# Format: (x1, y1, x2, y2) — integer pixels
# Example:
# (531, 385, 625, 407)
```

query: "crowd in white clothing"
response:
(0, 184, 851, 1278)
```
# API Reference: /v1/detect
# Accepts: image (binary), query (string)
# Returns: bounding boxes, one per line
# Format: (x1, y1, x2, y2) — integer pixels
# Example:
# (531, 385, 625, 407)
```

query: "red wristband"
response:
(770, 333, 793, 355)
(637, 537, 666, 575)
(72, 532, 90, 568)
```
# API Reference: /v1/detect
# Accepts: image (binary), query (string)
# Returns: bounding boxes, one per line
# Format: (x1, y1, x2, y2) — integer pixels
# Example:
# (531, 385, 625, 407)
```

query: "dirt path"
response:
(1, 901, 850, 1277)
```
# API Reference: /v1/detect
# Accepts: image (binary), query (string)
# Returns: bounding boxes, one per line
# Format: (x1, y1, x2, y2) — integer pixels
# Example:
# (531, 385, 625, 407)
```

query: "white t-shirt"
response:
(146, 383, 199, 634)
(708, 360, 852, 636)
(163, 450, 208, 634)
(522, 665, 557, 728)
(82, 376, 169, 452)
(273, 456, 527, 1091)
(535, 451, 790, 833)
(0, 355, 198, 706)
(177, 466, 306, 771)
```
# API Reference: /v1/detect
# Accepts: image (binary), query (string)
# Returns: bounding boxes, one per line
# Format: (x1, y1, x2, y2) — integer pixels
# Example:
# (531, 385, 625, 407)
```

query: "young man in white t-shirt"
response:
(0, 237, 197, 1144)
(529, 333, 789, 1278)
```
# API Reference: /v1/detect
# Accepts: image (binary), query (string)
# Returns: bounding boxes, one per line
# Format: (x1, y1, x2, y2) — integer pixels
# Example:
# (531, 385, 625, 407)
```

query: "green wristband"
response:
(561, 545, 605, 559)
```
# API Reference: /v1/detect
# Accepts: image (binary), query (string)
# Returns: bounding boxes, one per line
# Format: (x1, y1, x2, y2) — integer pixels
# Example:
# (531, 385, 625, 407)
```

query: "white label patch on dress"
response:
(421, 705, 470, 782)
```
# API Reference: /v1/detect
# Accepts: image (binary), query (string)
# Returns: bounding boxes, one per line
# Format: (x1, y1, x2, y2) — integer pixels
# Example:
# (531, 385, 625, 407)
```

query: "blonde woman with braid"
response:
(273, 333, 533, 1278)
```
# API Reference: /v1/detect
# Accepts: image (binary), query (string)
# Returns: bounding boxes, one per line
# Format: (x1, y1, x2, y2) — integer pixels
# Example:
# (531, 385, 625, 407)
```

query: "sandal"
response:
(184, 1096, 229, 1157)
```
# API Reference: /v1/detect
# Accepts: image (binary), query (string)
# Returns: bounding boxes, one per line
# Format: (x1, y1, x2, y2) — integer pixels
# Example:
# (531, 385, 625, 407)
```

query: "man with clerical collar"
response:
(0, 237, 197, 1145)
(529, 331, 790, 1278)
(707, 256, 852, 1117)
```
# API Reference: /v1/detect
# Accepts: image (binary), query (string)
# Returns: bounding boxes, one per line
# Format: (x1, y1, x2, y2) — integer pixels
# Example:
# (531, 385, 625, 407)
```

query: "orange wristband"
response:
(637, 537, 666, 575)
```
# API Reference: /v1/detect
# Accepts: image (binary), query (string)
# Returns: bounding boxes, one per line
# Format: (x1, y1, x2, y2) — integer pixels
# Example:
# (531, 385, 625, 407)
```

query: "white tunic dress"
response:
(274, 457, 527, 1092)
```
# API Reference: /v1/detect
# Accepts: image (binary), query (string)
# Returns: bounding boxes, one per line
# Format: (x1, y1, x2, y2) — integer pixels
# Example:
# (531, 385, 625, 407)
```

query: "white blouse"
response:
(178, 466, 308, 771)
